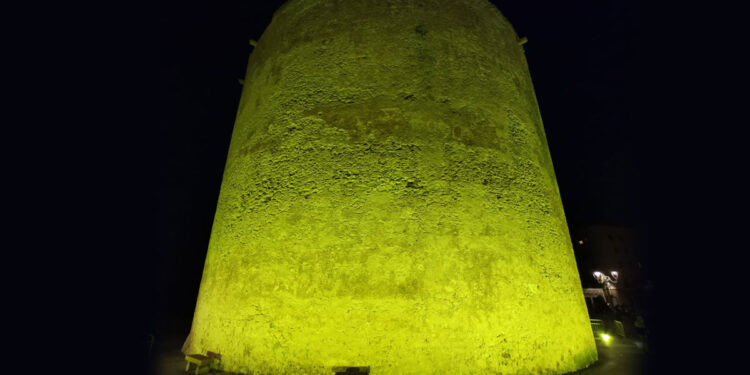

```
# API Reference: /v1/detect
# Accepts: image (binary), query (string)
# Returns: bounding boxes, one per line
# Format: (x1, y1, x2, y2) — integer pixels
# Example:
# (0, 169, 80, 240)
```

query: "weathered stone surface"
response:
(184, 0, 597, 373)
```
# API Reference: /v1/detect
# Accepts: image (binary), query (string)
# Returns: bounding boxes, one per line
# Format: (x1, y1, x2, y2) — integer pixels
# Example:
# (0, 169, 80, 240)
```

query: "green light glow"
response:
(601, 334, 611, 343)
(183, 0, 597, 373)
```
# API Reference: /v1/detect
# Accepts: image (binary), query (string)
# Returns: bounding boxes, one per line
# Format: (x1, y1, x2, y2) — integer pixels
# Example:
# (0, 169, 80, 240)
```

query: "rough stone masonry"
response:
(184, 0, 597, 373)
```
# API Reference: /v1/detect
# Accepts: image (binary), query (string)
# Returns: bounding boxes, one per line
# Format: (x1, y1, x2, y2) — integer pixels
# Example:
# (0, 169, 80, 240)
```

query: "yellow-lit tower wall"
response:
(183, 0, 597, 373)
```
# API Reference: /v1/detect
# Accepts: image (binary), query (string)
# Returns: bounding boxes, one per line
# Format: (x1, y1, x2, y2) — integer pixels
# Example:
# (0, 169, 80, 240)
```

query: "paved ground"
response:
(573, 336, 648, 374)
(153, 333, 648, 375)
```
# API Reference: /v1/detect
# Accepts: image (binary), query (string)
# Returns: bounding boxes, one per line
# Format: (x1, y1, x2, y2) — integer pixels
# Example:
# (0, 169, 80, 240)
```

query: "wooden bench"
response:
(590, 318, 605, 336)
(185, 351, 221, 374)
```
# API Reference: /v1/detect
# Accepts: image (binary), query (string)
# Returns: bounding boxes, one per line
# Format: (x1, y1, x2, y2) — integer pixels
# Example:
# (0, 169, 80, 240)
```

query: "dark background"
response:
(153, 0, 644, 337)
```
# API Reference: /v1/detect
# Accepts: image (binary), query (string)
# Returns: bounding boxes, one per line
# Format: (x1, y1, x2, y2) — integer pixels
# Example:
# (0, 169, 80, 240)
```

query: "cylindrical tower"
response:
(184, 0, 597, 373)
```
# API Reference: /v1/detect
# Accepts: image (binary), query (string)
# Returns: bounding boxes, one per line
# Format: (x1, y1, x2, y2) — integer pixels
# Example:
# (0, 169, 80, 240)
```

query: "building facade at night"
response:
(183, 0, 596, 373)
(573, 224, 648, 309)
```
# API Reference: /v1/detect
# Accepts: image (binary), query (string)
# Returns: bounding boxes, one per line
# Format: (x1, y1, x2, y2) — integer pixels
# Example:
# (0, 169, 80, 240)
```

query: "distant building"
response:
(573, 225, 647, 310)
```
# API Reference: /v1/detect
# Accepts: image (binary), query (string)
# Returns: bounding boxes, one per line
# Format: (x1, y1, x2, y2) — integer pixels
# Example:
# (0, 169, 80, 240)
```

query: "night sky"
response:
(155, 0, 641, 332)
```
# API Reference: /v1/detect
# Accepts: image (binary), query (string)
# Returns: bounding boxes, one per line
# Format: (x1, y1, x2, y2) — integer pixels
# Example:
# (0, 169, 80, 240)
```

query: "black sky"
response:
(155, 0, 641, 330)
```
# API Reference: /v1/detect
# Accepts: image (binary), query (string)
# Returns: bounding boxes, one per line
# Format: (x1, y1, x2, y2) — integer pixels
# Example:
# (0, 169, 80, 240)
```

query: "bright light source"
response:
(611, 271, 618, 276)
(578, 240, 584, 245)
(601, 333, 611, 343)
(593, 271, 602, 277)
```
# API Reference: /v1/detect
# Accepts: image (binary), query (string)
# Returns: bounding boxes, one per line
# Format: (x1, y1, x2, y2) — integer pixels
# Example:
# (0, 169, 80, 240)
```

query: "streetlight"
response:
(593, 270, 619, 306)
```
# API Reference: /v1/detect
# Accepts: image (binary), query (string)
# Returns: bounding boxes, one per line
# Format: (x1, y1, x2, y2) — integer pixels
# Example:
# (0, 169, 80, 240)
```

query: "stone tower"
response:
(183, 0, 597, 373)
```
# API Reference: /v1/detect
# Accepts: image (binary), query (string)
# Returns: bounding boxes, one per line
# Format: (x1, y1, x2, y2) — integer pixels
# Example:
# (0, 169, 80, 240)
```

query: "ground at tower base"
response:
(152, 321, 648, 375)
